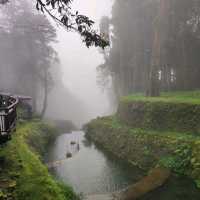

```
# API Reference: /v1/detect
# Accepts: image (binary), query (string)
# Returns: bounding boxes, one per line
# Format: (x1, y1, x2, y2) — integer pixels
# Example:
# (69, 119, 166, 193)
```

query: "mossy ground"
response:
(86, 111, 200, 187)
(0, 120, 78, 200)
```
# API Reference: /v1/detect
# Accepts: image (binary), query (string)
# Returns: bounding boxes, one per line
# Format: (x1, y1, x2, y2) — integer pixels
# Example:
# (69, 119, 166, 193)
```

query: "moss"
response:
(118, 93, 200, 134)
(86, 116, 200, 188)
(0, 120, 79, 200)
(24, 120, 59, 156)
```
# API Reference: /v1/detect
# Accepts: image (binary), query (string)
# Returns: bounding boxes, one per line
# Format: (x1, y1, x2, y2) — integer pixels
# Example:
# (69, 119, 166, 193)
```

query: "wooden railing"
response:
(0, 94, 18, 144)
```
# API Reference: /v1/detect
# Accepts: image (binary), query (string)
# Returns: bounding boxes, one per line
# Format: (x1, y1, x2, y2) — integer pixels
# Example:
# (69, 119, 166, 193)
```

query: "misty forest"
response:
(1, 0, 200, 200)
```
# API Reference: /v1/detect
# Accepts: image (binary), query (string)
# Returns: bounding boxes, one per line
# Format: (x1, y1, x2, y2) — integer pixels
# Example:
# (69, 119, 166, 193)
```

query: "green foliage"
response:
(25, 121, 59, 156)
(159, 144, 192, 174)
(195, 180, 200, 189)
(0, 120, 78, 200)
(86, 115, 200, 188)
(35, 0, 109, 48)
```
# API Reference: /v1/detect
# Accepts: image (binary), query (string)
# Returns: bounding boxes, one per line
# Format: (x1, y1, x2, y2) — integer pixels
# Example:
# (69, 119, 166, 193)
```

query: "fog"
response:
(45, 0, 114, 127)
(0, 0, 114, 128)
(2, 0, 200, 198)
(3, 0, 199, 127)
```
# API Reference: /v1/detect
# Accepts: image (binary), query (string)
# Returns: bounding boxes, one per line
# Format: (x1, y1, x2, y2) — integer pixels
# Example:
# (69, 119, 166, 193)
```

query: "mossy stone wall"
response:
(86, 118, 178, 170)
(117, 101, 200, 134)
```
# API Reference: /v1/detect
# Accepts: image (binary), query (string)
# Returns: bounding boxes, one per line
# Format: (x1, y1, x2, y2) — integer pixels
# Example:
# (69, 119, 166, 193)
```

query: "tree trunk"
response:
(146, 0, 171, 96)
(147, 28, 161, 96)
(40, 69, 48, 118)
(148, 66, 160, 97)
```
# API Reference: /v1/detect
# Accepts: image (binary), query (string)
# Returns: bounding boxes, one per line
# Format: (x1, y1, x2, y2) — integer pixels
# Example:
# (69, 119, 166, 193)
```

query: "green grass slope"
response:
(0, 120, 78, 200)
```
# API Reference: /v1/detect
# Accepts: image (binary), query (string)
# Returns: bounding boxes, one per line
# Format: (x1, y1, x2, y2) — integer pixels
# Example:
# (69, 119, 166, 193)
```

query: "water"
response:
(46, 131, 200, 199)
(46, 131, 144, 195)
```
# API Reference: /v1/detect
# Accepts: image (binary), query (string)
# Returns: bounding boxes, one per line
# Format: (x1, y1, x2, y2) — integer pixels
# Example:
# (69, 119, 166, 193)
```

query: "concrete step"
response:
(86, 193, 116, 200)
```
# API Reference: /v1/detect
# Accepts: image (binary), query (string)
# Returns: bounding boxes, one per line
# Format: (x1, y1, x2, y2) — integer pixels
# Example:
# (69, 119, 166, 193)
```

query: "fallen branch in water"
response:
(117, 167, 171, 200)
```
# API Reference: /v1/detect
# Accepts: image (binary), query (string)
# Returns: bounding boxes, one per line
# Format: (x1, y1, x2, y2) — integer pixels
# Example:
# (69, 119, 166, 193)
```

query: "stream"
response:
(46, 131, 144, 195)
(46, 131, 200, 199)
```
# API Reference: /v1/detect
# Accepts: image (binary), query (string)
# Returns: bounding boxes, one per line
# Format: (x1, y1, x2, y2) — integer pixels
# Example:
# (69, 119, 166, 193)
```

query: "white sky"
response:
(54, 0, 113, 119)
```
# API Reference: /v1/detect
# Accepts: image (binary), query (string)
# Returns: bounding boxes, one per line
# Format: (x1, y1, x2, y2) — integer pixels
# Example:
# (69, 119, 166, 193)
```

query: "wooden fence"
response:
(0, 94, 18, 144)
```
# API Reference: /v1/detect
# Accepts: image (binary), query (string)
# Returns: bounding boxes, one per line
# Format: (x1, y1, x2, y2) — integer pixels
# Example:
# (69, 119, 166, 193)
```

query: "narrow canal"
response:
(46, 131, 144, 196)
(46, 131, 200, 199)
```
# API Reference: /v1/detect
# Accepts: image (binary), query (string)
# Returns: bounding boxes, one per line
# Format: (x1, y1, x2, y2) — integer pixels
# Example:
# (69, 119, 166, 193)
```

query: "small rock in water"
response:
(66, 152, 72, 158)
(70, 141, 76, 145)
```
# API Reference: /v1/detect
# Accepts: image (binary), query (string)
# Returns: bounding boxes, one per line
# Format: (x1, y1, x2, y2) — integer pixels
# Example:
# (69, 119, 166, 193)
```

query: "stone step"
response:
(86, 193, 116, 200)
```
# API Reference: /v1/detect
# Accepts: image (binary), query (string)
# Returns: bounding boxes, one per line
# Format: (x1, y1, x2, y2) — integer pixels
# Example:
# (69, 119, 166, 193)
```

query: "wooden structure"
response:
(0, 94, 18, 144)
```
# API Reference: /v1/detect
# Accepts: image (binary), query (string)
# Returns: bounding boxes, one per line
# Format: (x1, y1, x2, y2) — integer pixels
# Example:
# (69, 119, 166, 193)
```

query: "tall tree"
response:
(0, 0, 58, 115)
(97, 0, 200, 102)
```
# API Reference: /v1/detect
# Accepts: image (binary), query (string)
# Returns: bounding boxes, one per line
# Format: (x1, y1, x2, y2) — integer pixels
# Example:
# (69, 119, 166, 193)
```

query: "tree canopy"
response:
(97, 0, 200, 100)
(0, 0, 109, 48)
(0, 0, 58, 115)
(36, 0, 109, 48)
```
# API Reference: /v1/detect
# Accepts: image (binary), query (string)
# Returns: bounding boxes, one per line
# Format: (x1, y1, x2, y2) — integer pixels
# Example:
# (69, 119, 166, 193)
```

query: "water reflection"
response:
(46, 131, 143, 195)
(46, 131, 200, 199)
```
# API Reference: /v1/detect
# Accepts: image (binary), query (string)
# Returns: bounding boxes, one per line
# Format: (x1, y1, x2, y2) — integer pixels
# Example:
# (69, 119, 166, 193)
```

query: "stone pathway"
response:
(85, 192, 122, 200)
(86, 194, 115, 200)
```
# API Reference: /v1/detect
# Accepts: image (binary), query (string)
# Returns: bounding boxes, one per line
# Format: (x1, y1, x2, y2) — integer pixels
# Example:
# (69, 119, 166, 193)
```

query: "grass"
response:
(121, 90, 200, 105)
(0, 120, 79, 200)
